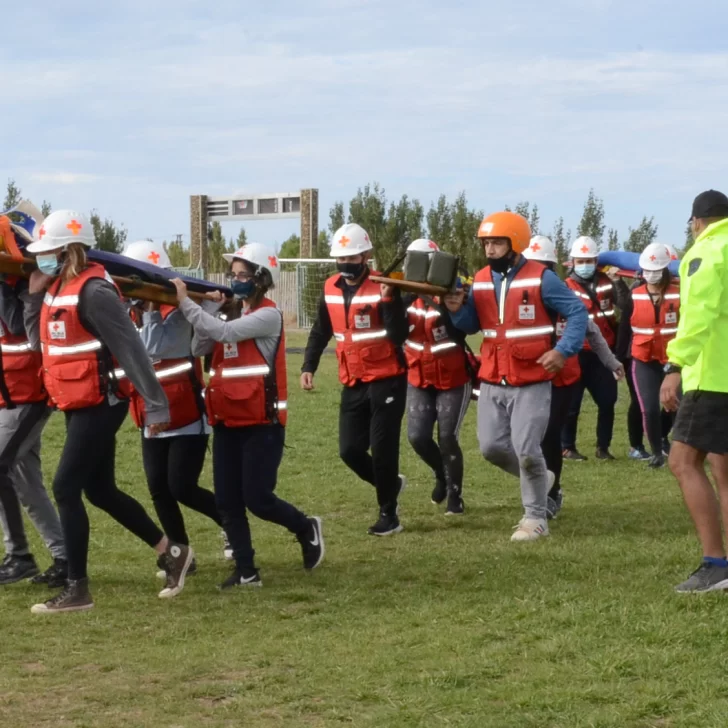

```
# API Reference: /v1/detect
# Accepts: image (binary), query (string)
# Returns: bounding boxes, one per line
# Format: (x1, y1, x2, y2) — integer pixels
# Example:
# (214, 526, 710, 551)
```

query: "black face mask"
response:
(487, 251, 515, 275)
(337, 262, 366, 280)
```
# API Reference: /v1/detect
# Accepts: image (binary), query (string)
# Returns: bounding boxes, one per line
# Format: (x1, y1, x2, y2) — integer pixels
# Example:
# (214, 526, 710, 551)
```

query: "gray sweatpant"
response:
(477, 381, 552, 519)
(0, 402, 65, 560)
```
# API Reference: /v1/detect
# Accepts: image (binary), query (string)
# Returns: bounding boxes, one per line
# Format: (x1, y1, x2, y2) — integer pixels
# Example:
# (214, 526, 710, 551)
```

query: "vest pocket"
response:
(44, 360, 100, 407)
(208, 378, 265, 426)
(509, 340, 550, 380)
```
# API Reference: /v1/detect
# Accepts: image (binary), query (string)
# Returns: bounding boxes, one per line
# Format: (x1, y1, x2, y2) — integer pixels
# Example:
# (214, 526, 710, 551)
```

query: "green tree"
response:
(513, 202, 540, 235)
(347, 182, 388, 259)
(41, 201, 52, 217)
(682, 221, 694, 255)
(235, 227, 247, 248)
(329, 201, 345, 235)
(3, 179, 21, 210)
(451, 192, 484, 274)
(278, 234, 301, 258)
(577, 188, 606, 250)
(607, 228, 619, 251)
(380, 195, 424, 261)
(315, 230, 330, 258)
(89, 211, 127, 253)
(552, 217, 571, 277)
(206, 221, 236, 273)
(164, 239, 189, 268)
(623, 216, 658, 253)
(426, 194, 453, 247)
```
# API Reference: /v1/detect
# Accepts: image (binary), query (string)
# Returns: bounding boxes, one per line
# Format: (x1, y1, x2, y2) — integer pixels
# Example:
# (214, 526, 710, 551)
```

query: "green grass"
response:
(2, 334, 727, 727)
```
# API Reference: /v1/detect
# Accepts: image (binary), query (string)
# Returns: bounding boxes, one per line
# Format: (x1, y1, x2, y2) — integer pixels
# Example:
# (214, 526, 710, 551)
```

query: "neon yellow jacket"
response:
(666, 217, 728, 392)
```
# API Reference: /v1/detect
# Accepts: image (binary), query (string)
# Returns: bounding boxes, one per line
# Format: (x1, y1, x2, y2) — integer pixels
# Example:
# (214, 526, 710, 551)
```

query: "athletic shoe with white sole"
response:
(674, 563, 728, 593)
(368, 511, 403, 536)
(628, 447, 651, 461)
(31, 578, 94, 614)
(156, 557, 197, 580)
(0, 554, 39, 585)
(511, 517, 549, 542)
(297, 516, 325, 570)
(157, 542, 194, 599)
(647, 454, 666, 469)
(431, 478, 447, 505)
(218, 569, 262, 589)
(445, 489, 464, 515)
(222, 531, 233, 561)
(562, 448, 587, 461)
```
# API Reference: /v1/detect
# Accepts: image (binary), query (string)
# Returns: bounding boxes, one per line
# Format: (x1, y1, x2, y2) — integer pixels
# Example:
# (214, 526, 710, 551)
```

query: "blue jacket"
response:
(450, 257, 588, 359)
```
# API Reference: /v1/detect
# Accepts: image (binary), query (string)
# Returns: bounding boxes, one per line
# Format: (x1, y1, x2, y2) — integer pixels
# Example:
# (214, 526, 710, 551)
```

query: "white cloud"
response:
(29, 172, 100, 185)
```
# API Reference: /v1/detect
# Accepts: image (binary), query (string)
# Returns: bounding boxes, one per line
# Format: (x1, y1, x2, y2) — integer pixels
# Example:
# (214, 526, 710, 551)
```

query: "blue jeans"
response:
(212, 423, 308, 571)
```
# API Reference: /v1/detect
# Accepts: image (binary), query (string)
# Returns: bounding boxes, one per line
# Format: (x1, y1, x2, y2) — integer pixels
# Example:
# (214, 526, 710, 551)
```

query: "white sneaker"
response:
(511, 517, 549, 542)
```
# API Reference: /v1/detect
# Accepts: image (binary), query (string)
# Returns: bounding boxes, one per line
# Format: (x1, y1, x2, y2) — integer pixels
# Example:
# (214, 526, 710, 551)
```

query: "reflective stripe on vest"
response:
(43, 293, 80, 306)
(333, 329, 388, 342)
(209, 364, 271, 379)
(472, 279, 542, 292)
(633, 293, 680, 301)
(154, 361, 194, 380)
(407, 306, 441, 319)
(325, 294, 382, 305)
(481, 325, 554, 339)
(1, 342, 33, 353)
(45, 340, 104, 356)
(404, 339, 459, 353)
(631, 326, 679, 336)
(595, 284, 613, 294)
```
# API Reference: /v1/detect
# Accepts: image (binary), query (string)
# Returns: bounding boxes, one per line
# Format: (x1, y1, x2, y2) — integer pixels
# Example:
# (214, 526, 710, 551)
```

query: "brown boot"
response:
(31, 578, 94, 614)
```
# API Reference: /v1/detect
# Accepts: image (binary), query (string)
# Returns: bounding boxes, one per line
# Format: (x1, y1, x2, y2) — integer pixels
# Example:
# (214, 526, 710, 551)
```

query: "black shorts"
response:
(672, 390, 728, 454)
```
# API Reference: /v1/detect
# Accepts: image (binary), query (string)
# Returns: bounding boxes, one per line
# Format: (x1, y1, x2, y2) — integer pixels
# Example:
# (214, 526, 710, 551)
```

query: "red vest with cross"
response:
(552, 314, 581, 388)
(206, 298, 288, 428)
(405, 298, 469, 390)
(471, 260, 555, 387)
(0, 316, 46, 408)
(324, 274, 405, 387)
(128, 305, 206, 430)
(40, 263, 132, 411)
(565, 273, 616, 349)
(630, 284, 680, 365)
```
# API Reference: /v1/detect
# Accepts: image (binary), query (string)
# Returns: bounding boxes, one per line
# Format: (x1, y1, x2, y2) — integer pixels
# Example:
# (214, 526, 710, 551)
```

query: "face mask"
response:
(487, 251, 515, 275)
(337, 261, 366, 280)
(643, 270, 663, 285)
(36, 253, 61, 276)
(575, 263, 596, 279)
(231, 280, 256, 300)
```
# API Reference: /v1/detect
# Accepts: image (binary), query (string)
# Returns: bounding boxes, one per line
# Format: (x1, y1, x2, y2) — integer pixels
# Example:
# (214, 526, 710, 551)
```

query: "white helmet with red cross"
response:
(223, 242, 280, 287)
(569, 235, 598, 259)
(639, 243, 672, 272)
(407, 238, 440, 253)
(27, 210, 96, 254)
(523, 235, 557, 264)
(329, 223, 373, 258)
(124, 240, 172, 269)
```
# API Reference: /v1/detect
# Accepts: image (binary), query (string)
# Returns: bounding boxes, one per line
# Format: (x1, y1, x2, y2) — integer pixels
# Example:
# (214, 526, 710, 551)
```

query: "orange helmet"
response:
(477, 212, 532, 253)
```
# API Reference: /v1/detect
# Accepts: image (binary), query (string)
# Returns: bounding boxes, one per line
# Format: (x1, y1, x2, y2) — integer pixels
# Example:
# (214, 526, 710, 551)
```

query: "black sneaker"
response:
(0, 555, 39, 585)
(30, 558, 68, 588)
(31, 578, 94, 614)
(431, 479, 447, 505)
(297, 516, 325, 570)
(218, 568, 262, 589)
(368, 511, 403, 536)
(157, 542, 194, 599)
(595, 447, 616, 461)
(647, 454, 666, 469)
(445, 490, 464, 515)
(562, 448, 587, 461)
(675, 563, 728, 593)
(546, 490, 564, 520)
(156, 555, 197, 580)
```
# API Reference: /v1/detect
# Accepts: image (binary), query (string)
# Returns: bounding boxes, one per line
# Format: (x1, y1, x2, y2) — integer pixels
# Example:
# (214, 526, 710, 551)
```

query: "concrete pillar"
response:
(300, 188, 319, 258)
(189, 195, 208, 270)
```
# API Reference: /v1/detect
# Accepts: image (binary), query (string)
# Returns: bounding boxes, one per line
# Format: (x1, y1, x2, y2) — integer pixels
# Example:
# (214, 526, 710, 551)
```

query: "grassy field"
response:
(1, 330, 727, 727)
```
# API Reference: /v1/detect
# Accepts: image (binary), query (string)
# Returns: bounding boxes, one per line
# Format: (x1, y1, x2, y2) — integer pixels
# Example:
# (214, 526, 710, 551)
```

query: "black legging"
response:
(141, 434, 221, 545)
(406, 384, 471, 494)
(625, 357, 673, 452)
(542, 383, 577, 497)
(53, 400, 164, 581)
(632, 359, 675, 456)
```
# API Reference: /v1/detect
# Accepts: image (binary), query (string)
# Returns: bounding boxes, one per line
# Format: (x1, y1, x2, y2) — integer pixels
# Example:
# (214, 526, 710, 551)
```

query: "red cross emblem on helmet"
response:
(148, 251, 160, 264)
(428, 241, 438, 250)
(268, 256, 278, 267)
(66, 219, 83, 235)
(530, 242, 541, 252)
(580, 244, 590, 253)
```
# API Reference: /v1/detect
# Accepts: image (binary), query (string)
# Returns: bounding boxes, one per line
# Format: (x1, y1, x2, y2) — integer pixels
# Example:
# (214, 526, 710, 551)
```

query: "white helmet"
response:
(407, 238, 439, 253)
(639, 243, 672, 272)
(124, 240, 172, 269)
(523, 235, 557, 264)
(329, 223, 373, 258)
(27, 210, 96, 254)
(664, 243, 679, 261)
(223, 242, 280, 287)
(569, 235, 598, 259)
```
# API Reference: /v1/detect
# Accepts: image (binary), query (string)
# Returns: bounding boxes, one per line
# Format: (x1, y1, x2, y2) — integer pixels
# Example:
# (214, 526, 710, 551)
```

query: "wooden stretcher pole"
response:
(0, 253, 215, 306)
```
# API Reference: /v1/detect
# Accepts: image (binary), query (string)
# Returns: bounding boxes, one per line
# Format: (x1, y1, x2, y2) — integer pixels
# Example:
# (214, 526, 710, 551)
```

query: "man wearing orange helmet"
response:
(445, 212, 587, 541)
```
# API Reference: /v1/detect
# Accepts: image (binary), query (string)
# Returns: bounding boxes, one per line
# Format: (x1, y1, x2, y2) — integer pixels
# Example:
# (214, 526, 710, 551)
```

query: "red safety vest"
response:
(206, 298, 288, 428)
(630, 284, 680, 365)
(472, 261, 555, 387)
(566, 274, 616, 349)
(40, 263, 131, 411)
(405, 298, 470, 390)
(552, 315, 581, 388)
(0, 319, 45, 408)
(324, 273, 405, 387)
(128, 306, 205, 430)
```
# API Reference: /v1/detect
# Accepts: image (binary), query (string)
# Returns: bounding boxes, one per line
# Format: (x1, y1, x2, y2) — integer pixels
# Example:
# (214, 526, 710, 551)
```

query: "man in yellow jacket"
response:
(661, 189, 728, 593)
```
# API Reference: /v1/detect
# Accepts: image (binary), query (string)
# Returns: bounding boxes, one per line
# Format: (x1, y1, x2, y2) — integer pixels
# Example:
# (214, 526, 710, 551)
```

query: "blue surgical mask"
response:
(36, 253, 61, 276)
(231, 280, 256, 300)
(575, 263, 596, 280)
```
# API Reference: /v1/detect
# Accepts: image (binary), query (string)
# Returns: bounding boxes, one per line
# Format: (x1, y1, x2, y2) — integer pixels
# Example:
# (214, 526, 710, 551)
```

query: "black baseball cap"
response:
(688, 189, 728, 221)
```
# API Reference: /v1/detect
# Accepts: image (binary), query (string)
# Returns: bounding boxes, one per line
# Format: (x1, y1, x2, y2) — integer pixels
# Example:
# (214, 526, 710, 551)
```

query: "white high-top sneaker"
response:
(511, 517, 549, 542)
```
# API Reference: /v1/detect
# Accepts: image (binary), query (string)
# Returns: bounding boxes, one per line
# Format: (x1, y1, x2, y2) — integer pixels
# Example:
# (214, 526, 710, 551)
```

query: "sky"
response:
(2, 0, 728, 254)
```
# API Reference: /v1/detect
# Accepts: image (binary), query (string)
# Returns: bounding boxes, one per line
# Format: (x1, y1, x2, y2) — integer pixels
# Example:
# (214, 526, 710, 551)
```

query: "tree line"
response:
(4, 179, 694, 274)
